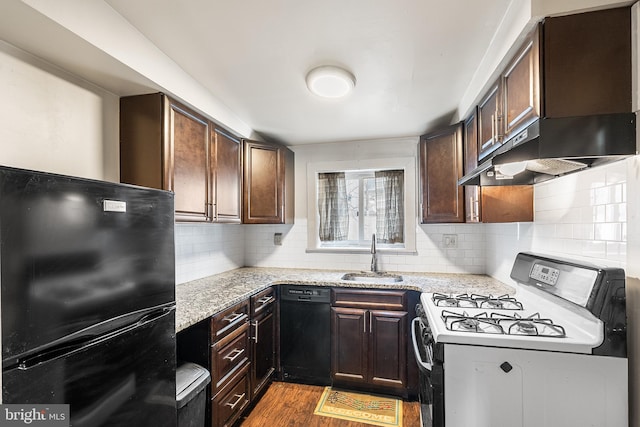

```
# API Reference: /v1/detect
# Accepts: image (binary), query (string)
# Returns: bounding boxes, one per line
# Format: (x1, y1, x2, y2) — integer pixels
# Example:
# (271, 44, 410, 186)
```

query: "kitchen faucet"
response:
(370, 233, 378, 273)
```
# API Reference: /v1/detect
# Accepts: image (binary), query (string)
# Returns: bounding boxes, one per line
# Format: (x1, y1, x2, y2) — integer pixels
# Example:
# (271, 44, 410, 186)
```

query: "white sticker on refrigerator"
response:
(103, 200, 127, 213)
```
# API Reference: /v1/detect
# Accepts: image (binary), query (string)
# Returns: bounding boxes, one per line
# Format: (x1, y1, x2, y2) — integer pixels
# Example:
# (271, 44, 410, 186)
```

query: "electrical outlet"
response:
(274, 233, 283, 246)
(443, 234, 458, 248)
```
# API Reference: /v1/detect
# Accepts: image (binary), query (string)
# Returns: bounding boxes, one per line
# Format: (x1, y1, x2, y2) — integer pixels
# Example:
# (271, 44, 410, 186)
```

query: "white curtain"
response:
(318, 172, 349, 241)
(375, 170, 404, 244)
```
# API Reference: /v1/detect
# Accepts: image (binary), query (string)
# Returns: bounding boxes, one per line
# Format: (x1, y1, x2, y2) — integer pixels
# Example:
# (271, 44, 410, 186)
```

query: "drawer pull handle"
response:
(223, 348, 244, 362)
(225, 393, 246, 410)
(223, 313, 244, 323)
(257, 296, 274, 305)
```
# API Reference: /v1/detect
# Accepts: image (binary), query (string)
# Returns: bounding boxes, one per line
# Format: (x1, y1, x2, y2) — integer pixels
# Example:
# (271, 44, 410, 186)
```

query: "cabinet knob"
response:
(500, 361, 513, 373)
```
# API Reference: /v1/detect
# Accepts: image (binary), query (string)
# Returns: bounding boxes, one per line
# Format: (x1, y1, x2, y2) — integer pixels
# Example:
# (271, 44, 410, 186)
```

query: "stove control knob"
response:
(500, 362, 513, 373)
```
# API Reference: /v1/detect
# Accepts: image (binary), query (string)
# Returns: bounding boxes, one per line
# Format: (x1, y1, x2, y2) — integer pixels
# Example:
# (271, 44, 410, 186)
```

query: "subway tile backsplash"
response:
(486, 159, 629, 284)
(242, 221, 486, 274)
(175, 159, 632, 285)
(175, 223, 245, 284)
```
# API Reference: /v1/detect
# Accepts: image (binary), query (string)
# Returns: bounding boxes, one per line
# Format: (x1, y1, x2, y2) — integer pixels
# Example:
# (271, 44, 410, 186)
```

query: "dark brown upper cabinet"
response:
(211, 127, 242, 223)
(473, 6, 631, 165)
(463, 110, 481, 223)
(477, 80, 503, 161)
(243, 140, 294, 224)
(503, 28, 540, 137)
(120, 93, 243, 223)
(419, 123, 465, 223)
(543, 7, 631, 117)
(120, 93, 210, 222)
(462, 108, 533, 223)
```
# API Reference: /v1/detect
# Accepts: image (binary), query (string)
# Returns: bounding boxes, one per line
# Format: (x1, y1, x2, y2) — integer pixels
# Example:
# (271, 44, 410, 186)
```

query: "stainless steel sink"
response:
(341, 272, 403, 284)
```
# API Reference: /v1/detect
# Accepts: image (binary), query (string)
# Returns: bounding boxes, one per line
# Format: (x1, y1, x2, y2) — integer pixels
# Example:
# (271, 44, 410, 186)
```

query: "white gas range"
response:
(412, 252, 628, 427)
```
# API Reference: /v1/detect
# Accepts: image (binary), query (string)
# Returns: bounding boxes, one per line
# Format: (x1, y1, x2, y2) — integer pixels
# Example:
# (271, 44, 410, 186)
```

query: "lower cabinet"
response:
(210, 301, 250, 427)
(331, 289, 409, 397)
(177, 288, 276, 427)
(212, 364, 250, 427)
(178, 285, 416, 426)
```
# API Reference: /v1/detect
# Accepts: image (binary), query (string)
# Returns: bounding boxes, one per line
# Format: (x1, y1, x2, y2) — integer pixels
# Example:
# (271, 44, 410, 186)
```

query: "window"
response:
(307, 157, 416, 253)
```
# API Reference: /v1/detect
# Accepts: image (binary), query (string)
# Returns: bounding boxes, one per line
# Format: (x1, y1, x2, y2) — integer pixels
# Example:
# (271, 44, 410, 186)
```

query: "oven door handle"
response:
(411, 317, 432, 372)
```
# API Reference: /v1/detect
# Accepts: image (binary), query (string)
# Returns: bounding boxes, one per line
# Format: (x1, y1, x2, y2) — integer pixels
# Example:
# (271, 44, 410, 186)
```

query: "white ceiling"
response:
(105, 0, 513, 145)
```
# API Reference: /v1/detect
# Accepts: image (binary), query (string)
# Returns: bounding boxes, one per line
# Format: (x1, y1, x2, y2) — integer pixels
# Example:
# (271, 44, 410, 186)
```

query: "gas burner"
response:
(491, 312, 566, 338)
(432, 293, 478, 308)
(471, 294, 524, 310)
(441, 310, 504, 334)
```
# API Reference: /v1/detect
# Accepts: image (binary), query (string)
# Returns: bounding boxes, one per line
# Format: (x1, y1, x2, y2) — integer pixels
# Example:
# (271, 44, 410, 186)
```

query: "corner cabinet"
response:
(463, 110, 481, 223)
(463, 108, 533, 223)
(243, 140, 294, 224)
(330, 289, 409, 397)
(120, 93, 243, 223)
(419, 123, 465, 223)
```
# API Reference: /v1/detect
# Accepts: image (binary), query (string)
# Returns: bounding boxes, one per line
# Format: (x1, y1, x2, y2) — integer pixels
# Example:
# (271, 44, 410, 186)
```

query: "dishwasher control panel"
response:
(280, 285, 331, 302)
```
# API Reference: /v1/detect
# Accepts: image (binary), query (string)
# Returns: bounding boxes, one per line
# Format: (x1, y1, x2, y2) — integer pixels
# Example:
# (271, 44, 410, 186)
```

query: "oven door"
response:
(412, 316, 444, 427)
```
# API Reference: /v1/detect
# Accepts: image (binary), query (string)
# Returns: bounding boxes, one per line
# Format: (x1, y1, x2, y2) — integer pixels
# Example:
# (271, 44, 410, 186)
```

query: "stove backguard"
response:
(510, 252, 627, 357)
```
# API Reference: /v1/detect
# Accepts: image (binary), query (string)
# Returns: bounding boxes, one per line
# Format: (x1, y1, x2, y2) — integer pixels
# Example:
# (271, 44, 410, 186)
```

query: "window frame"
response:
(306, 157, 417, 254)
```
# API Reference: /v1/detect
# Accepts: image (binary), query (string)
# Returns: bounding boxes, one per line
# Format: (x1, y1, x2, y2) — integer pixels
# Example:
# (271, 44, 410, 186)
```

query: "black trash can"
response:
(176, 362, 211, 427)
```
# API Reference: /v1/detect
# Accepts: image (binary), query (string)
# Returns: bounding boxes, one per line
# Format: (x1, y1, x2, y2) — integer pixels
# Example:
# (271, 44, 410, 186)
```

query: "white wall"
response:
(0, 40, 119, 181)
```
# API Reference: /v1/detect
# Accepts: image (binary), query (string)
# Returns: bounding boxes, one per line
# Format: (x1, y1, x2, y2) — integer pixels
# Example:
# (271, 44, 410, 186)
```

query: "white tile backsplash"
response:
(174, 157, 637, 287)
(486, 159, 630, 284)
(175, 223, 245, 284)
(241, 221, 486, 274)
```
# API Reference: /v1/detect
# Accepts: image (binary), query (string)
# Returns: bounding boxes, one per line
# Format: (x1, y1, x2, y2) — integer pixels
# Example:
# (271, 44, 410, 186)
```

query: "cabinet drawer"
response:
(250, 287, 276, 316)
(211, 322, 249, 393)
(212, 365, 250, 427)
(332, 289, 407, 310)
(211, 300, 249, 341)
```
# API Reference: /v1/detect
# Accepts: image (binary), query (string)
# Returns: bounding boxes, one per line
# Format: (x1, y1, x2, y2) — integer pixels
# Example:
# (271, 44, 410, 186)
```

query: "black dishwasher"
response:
(279, 285, 331, 385)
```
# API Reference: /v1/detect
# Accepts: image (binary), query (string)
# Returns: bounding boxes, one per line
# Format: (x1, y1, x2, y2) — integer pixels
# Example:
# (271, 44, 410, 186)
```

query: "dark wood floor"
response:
(239, 382, 422, 427)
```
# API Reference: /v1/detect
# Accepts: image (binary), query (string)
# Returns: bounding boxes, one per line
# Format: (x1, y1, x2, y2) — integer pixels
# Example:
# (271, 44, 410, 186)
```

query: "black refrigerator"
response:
(0, 166, 177, 427)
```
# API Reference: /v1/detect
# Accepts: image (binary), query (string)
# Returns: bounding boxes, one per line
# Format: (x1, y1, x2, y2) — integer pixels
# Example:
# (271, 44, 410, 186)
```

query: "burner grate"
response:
(432, 293, 524, 310)
(491, 312, 567, 338)
(441, 310, 504, 334)
(439, 310, 567, 338)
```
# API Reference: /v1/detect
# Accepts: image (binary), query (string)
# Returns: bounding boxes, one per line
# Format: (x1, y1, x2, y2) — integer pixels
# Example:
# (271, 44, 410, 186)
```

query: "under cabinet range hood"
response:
(458, 113, 637, 186)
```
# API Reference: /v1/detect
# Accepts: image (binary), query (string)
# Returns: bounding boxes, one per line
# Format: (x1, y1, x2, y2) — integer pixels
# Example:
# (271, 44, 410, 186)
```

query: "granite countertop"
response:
(175, 267, 514, 332)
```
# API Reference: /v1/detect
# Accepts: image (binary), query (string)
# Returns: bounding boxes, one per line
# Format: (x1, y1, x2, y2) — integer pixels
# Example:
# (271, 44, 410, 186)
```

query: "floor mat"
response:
(313, 386, 402, 427)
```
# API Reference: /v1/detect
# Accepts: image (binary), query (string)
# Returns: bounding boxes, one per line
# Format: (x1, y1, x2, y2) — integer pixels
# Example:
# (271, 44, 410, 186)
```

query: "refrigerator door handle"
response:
(12, 307, 175, 371)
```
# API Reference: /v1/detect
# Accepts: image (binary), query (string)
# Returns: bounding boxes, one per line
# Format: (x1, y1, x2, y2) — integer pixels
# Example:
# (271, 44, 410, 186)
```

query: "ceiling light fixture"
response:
(306, 66, 356, 98)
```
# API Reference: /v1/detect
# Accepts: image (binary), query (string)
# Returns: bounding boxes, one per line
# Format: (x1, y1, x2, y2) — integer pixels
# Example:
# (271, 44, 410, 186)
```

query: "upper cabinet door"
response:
(243, 140, 294, 224)
(419, 123, 465, 224)
(543, 7, 631, 117)
(503, 26, 541, 137)
(212, 128, 242, 223)
(477, 80, 502, 161)
(169, 100, 211, 221)
(463, 110, 481, 223)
